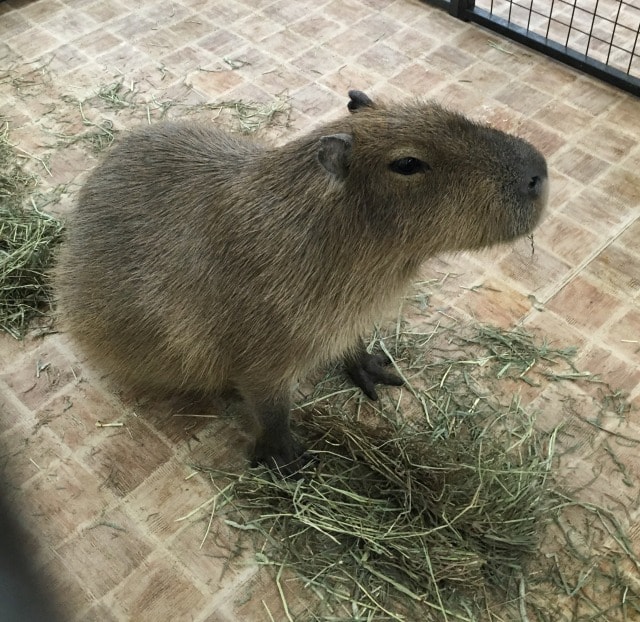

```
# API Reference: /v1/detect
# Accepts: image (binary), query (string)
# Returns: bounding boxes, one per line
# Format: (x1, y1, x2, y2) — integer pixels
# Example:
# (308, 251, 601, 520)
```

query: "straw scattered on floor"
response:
(0, 124, 64, 338)
(189, 321, 638, 621)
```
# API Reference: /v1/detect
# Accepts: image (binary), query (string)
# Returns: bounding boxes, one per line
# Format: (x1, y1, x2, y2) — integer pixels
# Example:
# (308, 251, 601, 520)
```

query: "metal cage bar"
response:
(423, 0, 640, 96)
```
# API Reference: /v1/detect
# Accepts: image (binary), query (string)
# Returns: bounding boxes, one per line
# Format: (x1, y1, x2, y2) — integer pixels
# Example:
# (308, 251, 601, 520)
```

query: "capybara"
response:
(55, 90, 548, 472)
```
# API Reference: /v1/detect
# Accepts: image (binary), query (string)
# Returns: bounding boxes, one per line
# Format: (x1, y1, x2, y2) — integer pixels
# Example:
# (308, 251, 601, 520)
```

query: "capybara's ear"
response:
(318, 133, 352, 179)
(347, 90, 374, 113)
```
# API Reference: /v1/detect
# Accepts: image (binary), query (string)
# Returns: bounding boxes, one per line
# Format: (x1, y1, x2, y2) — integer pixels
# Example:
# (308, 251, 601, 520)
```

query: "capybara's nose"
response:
(521, 161, 548, 201)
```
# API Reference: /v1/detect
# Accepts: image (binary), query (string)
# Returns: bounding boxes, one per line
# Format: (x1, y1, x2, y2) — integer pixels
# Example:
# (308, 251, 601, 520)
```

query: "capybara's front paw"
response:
(346, 352, 403, 401)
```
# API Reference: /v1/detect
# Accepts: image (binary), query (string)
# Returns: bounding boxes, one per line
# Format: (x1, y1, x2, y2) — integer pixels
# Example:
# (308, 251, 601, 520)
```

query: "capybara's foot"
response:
(345, 351, 403, 401)
(250, 434, 311, 476)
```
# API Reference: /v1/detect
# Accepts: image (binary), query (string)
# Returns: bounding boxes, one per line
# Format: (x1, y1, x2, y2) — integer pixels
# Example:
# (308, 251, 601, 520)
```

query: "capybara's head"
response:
(316, 90, 548, 253)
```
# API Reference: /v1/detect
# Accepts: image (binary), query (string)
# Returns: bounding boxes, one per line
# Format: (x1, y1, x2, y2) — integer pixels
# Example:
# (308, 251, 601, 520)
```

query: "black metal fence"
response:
(426, 0, 640, 96)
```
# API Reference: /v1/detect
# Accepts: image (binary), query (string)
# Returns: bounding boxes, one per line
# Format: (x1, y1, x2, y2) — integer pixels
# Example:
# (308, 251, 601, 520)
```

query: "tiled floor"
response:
(0, 0, 639, 620)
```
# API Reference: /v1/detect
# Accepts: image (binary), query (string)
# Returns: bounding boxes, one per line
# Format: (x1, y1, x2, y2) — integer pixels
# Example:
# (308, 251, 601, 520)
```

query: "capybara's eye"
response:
(389, 157, 428, 175)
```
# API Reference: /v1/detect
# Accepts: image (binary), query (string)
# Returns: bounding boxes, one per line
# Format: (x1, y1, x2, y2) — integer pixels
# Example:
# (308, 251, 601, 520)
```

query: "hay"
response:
(55, 98, 117, 153)
(87, 78, 290, 133)
(54, 82, 290, 153)
(191, 324, 557, 620)
(0, 124, 64, 338)
(191, 321, 639, 621)
(205, 97, 290, 133)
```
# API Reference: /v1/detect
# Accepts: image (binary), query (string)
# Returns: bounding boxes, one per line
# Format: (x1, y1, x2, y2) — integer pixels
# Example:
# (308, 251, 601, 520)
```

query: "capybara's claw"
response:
(346, 352, 404, 401)
(250, 434, 312, 477)
(251, 448, 314, 477)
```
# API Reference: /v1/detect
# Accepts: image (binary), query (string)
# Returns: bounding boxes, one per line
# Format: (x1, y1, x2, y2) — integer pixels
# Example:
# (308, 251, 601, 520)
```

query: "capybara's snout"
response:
(493, 133, 549, 239)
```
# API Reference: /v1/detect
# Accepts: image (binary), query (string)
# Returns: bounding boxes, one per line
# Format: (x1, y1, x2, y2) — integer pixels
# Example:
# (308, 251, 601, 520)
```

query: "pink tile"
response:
(456, 62, 512, 96)
(169, 16, 216, 43)
(560, 187, 635, 235)
(169, 517, 253, 586)
(357, 42, 410, 78)
(510, 117, 567, 157)
(0, 394, 28, 434)
(75, 601, 122, 622)
(20, 458, 112, 544)
(56, 507, 153, 598)
(584, 243, 640, 300)
(226, 568, 310, 622)
(426, 44, 477, 74)
(289, 82, 344, 117)
(96, 42, 153, 74)
(82, 0, 128, 24)
(1, 423, 67, 488)
(106, 15, 158, 41)
(495, 81, 550, 115)
(45, 43, 91, 74)
(604, 307, 640, 361)
(497, 244, 573, 298)
(561, 77, 621, 116)
(15, 0, 67, 24)
(200, 1, 252, 24)
(292, 46, 345, 78)
(534, 213, 603, 266)
(547, 275, 624, 331)
(0, 344, 78, 411)
(256, 64, 311, 94)
(598, 91, 640, 135)
(71, 30, 124, 57)
(435, 81, 488, 115)
(124, 460, 214, 537)
(197, 29, 248, 57)
(322, 0, 373, 23)
(0, 8, 32, 38)
(577, 345, 640, 395)
(44, 10, 99, 40)
(521, 58, 580, 96)
(319, 64, 381, 99)
(290, 14, 342, 42)
(82, 416, 172, 498)
(189, 67, 247, 99)
(354, 12, 401, 41)
(457, 279, 533, 327)
(36, 384, 120, 453)
(552, 146, 609, 185)
(599, 167, 640, 206)
(108, 552, 207, 620)
(235, 14, 282, 44)
(262, 0, 316, 24)
(261, 30, 311, 63)
(578, 123, 637, 163)
(7, 26, 63, 60)
(0, 335, 41, 374)
(617, 219, 640, 254)
(161, 45, 208, 76)
(533, 101, 595, 137)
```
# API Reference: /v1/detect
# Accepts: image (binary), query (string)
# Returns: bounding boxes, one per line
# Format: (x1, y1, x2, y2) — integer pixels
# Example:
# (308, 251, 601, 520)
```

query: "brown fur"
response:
(55, 91, 548, 471)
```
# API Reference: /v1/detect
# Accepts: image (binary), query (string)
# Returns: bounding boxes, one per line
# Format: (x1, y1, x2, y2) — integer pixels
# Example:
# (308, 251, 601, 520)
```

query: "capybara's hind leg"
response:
(242, 389, 307, 474)
(344, 340, 404, 401)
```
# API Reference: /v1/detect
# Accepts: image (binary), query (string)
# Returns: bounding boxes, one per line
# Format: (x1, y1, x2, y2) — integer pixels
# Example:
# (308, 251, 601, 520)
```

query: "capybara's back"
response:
(57, 123, 264, 394)
(56, 91, 548, 470)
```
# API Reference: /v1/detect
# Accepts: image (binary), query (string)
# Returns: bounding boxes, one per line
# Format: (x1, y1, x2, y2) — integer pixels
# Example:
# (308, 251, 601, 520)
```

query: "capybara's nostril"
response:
(521, 163, 548, 200)
(528, 175, 542, 197)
